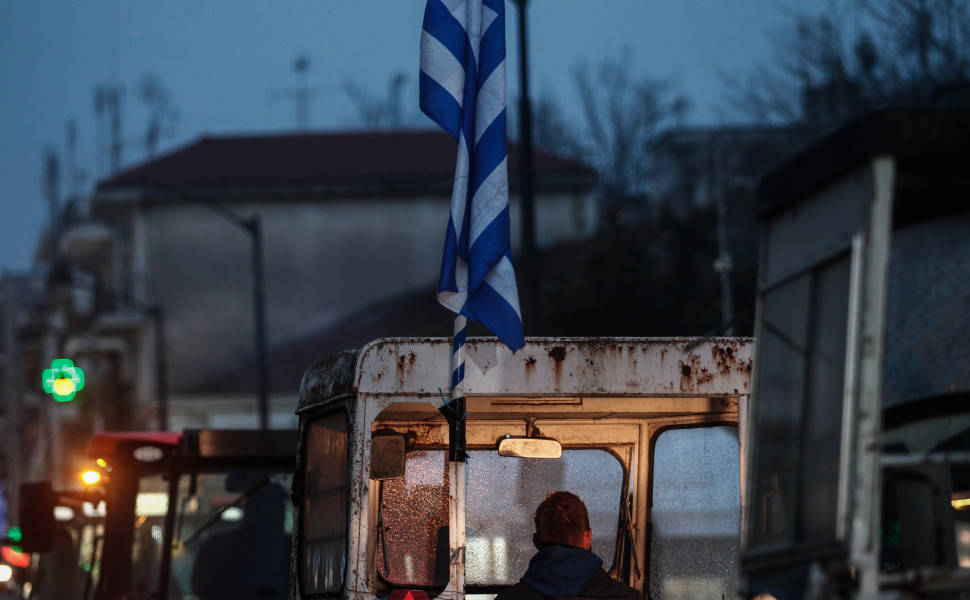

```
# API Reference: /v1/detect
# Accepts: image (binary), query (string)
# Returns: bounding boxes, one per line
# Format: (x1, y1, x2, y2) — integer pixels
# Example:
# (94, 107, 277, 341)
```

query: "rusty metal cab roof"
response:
(297, 336, 753, 418)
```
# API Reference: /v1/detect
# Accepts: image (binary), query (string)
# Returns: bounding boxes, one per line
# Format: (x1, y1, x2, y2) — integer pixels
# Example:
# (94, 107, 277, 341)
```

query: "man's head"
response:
(533, 491, 592, 550)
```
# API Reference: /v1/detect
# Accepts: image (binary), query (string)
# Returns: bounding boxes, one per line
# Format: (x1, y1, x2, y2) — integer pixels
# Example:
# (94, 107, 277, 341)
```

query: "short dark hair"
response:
(534, 491, 590, 547)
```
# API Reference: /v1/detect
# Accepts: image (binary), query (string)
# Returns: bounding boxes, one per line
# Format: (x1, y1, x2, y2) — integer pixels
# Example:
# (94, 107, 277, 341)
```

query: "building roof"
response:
(96, 129, 597, 196)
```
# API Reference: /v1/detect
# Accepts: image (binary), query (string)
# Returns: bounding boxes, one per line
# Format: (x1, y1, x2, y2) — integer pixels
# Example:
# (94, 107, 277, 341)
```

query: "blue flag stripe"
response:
(422, 1, 470, 67)
(476, 14, 505, 94)
(468, 204, 510, 288)
(465, 277, 524, 349)
(418, 71, 462, 141)
(469, 109, 506, 198)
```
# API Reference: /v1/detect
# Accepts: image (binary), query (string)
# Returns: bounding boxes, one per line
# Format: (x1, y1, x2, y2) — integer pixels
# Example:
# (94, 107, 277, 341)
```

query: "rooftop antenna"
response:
(95, 85, 124, 175)
(44, 148, 60, 229)
(269, 54, 325, 130)
(65, 119, 88, 205)
(388, 72, 407, 128)
(43, 148, 61, 265)
(95, 0, 124, 176)
(66, 120, 78, 203)
(141, 75, 178, 159)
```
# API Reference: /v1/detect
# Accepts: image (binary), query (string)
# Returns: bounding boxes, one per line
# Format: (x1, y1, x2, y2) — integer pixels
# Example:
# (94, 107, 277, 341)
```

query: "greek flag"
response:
(420, 0, 525, 352)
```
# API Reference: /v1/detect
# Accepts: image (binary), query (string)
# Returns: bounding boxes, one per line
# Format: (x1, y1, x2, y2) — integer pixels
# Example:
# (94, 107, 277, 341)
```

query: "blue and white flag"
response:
(420, 0, 525, 352)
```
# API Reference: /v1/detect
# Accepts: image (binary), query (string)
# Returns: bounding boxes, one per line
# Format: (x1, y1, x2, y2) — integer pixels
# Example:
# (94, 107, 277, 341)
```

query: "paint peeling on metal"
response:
(548, 346, 567, 361)
(301, 337, 753, 408)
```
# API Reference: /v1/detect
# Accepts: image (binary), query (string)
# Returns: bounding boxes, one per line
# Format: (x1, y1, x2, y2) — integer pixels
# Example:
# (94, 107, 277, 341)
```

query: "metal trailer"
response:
(19, 429, 296, 600)
(292, 336, 752, 600)
(741, 109, 970, 599)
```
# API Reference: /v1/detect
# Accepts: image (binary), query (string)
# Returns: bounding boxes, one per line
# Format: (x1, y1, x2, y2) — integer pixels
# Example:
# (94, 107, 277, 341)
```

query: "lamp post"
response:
(147, 184, 270, 430)
(248, 215, 270, 430)
(149, 305, 170, 430)
(511, 0, 538, 335)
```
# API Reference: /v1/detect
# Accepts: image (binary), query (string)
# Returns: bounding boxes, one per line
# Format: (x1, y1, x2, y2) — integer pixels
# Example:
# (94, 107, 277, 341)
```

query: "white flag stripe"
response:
(481, 3, 498, 33)
(468, 157, 508, 245)
(420, 34, 466, 107)
(462, 2, 482, 66)
(440, 256, 469, 313)
(450, 136, 471, 233)
(474, 62, 506, 144)
(484, 257, 522, 316)
(440, 0, 467, 13)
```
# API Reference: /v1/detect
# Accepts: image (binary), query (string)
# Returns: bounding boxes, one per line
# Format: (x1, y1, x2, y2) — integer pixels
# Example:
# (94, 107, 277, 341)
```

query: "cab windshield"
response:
(376, 448, 624, 589)
(128, 468, 294, 600)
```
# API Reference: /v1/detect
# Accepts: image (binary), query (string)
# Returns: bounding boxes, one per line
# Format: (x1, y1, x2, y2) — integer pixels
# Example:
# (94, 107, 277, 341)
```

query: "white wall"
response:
(135, 189, 592, 393)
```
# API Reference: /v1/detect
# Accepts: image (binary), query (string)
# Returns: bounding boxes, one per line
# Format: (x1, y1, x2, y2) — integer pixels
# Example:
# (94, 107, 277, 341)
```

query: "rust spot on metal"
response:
(548, 346, 567, 361)
(395, 351, 419, 386)
(525, 355, 537, 366)
(679, 352, 704, 391)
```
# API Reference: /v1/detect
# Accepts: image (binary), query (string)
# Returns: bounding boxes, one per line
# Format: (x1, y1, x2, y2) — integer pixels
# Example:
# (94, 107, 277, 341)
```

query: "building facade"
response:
(7, 128, 596, 488)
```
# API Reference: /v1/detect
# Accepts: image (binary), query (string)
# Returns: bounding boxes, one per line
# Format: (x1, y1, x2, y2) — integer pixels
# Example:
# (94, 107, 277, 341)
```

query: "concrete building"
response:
(38, 129, 597, 440)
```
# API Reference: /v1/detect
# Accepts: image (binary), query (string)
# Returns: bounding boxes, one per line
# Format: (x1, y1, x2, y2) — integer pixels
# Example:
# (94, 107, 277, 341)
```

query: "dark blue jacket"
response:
(495, 545, 641, 600)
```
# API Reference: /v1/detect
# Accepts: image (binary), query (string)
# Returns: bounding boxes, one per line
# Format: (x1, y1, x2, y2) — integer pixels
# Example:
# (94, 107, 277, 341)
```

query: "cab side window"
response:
(650, 426, 740, 600)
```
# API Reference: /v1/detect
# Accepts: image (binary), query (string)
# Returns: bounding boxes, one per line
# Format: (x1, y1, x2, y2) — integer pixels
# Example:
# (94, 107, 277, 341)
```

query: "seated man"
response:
(497, 491, 642, 600)
(190, 484, 290, 600)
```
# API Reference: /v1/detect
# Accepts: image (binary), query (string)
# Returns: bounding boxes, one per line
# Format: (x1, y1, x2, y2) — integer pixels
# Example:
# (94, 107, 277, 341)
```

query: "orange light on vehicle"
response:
(81, 470, 101, 485)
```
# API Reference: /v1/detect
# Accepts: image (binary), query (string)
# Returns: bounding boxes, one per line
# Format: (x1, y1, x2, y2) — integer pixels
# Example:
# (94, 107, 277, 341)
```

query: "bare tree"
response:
(861, 0, 970, 85)
(724, 0, 970, 128)
(345, 72, 412, 129)
(529, 87, 585, 161)
(570, 49, 689, 198)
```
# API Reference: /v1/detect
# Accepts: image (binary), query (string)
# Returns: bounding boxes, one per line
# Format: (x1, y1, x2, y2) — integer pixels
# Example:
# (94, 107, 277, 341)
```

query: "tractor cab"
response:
(18, 429, 296, 600)
(293, 336, 753, 600)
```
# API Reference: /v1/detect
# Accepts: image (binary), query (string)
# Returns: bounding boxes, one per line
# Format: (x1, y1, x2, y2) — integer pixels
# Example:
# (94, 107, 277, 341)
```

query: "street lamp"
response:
(511, 0, 538, 335)
(146, 184, 270, 430)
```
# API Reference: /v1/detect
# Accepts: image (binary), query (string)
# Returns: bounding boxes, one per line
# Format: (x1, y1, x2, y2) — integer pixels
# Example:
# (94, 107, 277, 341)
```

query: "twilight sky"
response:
(0, 0, 816, 273)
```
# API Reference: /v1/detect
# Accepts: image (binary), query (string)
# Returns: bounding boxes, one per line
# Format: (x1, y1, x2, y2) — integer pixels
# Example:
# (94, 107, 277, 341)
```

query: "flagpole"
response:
(447, 313, 467, 597)
(451, 314, 467, 396)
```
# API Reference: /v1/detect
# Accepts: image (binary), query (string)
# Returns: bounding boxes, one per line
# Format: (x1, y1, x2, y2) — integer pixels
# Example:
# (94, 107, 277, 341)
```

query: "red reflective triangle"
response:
(389, 589, 431, 600)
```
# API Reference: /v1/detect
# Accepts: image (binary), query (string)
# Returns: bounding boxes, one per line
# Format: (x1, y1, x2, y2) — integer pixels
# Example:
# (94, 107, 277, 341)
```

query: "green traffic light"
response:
(42, 358, 85, 402)
(6, 526, 21, 543)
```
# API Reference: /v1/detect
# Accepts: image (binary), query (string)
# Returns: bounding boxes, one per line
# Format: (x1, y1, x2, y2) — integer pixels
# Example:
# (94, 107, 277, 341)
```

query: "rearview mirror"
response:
(371, 434, 406, 480)
(498, 436, 562, 459)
